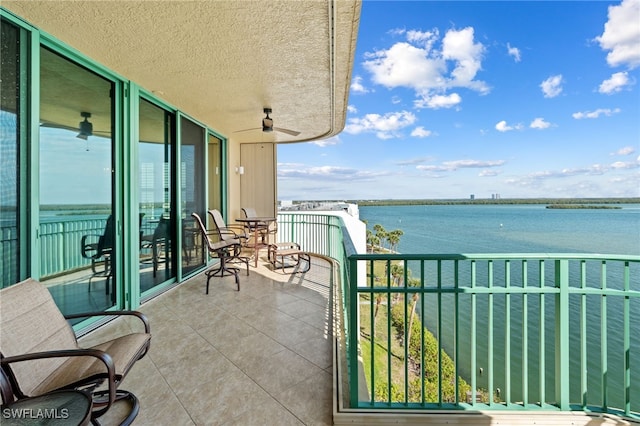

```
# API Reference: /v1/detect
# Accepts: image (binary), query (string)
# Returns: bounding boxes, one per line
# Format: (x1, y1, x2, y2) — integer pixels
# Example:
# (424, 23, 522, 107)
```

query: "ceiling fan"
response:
(235, 108, 300, 136)
(39, 111, 111, 139)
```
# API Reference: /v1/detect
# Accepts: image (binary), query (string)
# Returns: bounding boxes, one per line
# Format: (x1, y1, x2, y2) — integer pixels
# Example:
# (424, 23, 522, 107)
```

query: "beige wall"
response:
(226, 139, 276, 222)
(239, 143, 276, 217)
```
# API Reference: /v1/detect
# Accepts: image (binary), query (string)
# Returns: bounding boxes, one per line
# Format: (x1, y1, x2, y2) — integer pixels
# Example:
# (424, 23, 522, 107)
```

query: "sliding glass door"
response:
(39, 46, 116, 315)
(180, 117, 206, 276)
(0, 19, 26, 288)
(138, 99, 176, 293)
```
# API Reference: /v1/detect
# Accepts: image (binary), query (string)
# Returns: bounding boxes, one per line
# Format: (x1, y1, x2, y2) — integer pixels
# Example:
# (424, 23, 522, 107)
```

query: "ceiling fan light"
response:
(76, 112, 93, 139)
(262, 117, 273, 132)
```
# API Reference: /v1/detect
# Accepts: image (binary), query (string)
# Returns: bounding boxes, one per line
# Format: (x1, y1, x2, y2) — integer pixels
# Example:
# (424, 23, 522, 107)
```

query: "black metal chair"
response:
(192, 212, 248, 292)
(0, 278, 151, 425)
(80, 215, 114, 293)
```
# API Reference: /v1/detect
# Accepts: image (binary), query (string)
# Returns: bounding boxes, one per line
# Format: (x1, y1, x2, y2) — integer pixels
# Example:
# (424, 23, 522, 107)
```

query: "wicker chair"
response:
(0, 278, 151, 424)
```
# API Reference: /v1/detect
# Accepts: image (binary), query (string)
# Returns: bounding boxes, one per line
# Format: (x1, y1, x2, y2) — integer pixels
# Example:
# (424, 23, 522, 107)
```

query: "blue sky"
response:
(277, 0, 640, 201)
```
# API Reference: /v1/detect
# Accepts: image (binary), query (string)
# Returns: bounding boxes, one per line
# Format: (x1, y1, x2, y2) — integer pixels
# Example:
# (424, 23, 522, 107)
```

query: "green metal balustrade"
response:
(2, 213, 637, 419)
(277, 212, 639, 420)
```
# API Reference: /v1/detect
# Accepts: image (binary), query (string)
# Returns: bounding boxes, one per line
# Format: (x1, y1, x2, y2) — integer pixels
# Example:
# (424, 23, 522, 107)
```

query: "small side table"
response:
(1, 389, 92, 426)
(268, 242, 311, 274)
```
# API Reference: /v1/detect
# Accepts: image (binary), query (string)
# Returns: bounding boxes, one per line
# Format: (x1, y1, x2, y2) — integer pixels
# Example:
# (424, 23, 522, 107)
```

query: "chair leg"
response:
(91, 389, 139, 426)
(205, 254, 240, 293)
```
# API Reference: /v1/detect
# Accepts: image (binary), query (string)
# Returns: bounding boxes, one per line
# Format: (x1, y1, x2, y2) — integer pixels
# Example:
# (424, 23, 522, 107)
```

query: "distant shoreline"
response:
(350, 197, 639, 207)
(546, 204, 622, 210)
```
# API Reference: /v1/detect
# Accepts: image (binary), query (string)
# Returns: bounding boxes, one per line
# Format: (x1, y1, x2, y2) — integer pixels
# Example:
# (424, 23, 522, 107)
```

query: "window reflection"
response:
(139, 99, 175, 292)
(38, 47, 115, 316)
(181, 118, 206, 275)
(0, 20, 22, 288)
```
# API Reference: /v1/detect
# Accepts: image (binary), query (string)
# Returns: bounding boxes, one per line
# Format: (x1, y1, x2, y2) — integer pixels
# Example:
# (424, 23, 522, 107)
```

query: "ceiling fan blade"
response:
(40, 122, 76, 132)
(233, 127, 262, 133)
(273, 127, 300, 136)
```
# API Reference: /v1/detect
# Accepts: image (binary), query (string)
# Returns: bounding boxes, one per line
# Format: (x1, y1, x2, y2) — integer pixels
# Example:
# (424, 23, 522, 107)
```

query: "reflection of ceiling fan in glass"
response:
(235, 108, 300, 136)
(39, 111, 111, 139)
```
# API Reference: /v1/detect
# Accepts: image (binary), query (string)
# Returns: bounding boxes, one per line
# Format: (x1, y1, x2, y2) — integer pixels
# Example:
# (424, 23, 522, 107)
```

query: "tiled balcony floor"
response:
(80, 255, 334, 425)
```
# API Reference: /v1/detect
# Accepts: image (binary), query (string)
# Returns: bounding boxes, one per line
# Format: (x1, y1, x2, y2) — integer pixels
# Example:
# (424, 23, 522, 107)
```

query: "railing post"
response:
(555, 259, 570, 410)
(348, 254, 360, 408)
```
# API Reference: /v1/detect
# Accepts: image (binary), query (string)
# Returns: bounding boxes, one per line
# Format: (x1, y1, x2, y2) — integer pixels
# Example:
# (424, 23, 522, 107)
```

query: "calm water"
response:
(360, 204, 639, 411)
(360, 203, 640, 256)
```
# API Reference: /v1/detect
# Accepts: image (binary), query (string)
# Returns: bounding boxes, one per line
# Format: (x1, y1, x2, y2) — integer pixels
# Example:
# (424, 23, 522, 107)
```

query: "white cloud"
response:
(444, 159, 505, 169)
(517, 159, 640, 181)
(611, 160, 640, 169)
(396, 156, 436, 166)
(441, 27, 488, 93)
(343, 110, 417, 139)
(530, 117, 551, 129)
(507, 43, 521, 62)
(572, 108, 621, 119)
(417, 159, 505, 172)
(347, 105, 358, 113)
(310, 136, 340, 147)
(364, 42, 444, 90)
(414, 93, 461, 109)
(540, 74, 563, 98)
(595, 0, 640, 69)
(278, 165, 389, 181)
(362, 26, 488, 110)
(495, 120, 523, 132)
(598, 71, 632, 94)
(479, 169, 500, 177)
(406, 29, 439, 50)
(350, 75, 369, 94)
(411, 126, 433, 138)
(612, 146, 636, 156)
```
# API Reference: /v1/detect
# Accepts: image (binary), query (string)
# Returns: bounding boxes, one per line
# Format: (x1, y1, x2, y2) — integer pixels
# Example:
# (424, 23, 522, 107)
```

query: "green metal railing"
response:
(277, 212, 639, 419)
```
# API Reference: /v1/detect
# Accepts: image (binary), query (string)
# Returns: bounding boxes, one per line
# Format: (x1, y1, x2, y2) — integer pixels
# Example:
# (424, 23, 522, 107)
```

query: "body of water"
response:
(360, 203, 640, 255)
(359, 203, 639, 411)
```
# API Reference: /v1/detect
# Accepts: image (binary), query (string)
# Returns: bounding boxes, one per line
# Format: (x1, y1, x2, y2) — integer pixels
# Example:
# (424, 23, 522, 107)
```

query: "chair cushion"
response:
(0, 279, 78, 396)
(33, 333, 151, 395)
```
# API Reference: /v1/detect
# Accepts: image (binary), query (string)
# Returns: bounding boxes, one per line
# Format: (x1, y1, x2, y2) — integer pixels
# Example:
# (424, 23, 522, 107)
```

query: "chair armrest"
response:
(210, 239, 241, 251)
(80, 234, 101, 258)
(1, 348, 116, 416)
(65, 311, 150, 334)
(219, 226, 247, 238)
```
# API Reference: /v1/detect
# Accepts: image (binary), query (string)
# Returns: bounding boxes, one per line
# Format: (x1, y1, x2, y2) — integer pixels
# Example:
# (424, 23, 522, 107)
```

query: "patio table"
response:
(236, 217, 276, 267)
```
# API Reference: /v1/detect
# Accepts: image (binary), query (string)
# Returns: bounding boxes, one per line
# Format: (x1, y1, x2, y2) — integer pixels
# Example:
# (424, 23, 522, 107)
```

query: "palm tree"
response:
(386, 229, 404, 253)
(373, 224, 388, 251)
(389, 263, 404, 304)
(406, 277, 421, 347)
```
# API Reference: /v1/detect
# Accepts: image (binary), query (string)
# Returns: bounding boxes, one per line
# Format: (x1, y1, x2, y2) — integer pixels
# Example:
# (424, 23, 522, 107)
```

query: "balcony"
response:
(62, 213, 639, 424)
(77, 255, 335, 425)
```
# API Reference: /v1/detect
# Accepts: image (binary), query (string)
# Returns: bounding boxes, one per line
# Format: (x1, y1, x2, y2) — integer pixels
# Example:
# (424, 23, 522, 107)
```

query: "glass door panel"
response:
(180, 118, 205, 275)
(139, 99, 176, 291)
(0, 19, 25, 288)
(207, 134, 222, 228)
(39, 47, 115, 315)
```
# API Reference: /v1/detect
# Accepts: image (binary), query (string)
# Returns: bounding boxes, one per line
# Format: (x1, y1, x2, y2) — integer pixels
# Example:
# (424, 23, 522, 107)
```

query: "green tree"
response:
(386, 229, 404, 253)
(373, 224, 388, 251)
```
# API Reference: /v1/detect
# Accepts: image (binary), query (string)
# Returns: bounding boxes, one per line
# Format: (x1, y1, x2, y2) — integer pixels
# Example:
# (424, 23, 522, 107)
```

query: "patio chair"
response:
(141, 216, 171, 278)
(80, 215, 114, 293)
(241, 207, 277, 245)
(192, 212, 248, 292)
(0, 278, 151, 424)
(1, 366, 93, 425)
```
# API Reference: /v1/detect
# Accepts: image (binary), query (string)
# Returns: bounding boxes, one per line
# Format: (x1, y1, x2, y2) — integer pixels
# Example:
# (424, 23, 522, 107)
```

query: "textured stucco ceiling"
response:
(2, 0, 360, 143)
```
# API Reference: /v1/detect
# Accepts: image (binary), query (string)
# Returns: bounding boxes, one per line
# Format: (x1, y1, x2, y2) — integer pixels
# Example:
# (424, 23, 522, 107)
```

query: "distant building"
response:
(470, 194, 475, 200)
